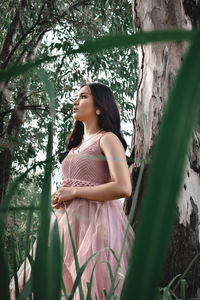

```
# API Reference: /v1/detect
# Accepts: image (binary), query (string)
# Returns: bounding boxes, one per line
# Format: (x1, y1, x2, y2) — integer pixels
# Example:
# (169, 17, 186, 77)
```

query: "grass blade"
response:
(65, 210, 84, 300)
(180, 279, 187, 299)
(16, 277, 32, 300)
(61, 277, 69, 300)
(120, 29, 200, 300)
(0, 55, 56, 82)
(173, 253, 200, 293)
(0, 30, 194, 84)
(67, 245, 115, 300)
(35, 68, 56, 119)
(85, 261, 98, 300)
(48, 218, 62, 300)
(71, 29, 194, 55)
(23, 196, 35, 286)
(11, 235, 19, 299)
(0, 158, 52, 239)
(162, 287, 172, 300)
(33, 122, 53, 300)
(0, 246, 10, 300)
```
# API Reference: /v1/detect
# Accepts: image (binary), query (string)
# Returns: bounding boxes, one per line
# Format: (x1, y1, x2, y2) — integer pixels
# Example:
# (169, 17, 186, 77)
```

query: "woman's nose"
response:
(73, 97, 79, 105)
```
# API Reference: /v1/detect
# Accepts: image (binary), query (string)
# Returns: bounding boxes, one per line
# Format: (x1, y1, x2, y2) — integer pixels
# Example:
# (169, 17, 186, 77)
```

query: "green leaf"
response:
(120, 29, 200, 300)
(180, 279, 187, 299)
(0, 159, 51, 239)
(0, 55, 56, 82)
(173, 253, 200, 293)
(162, 287, 172, 300)
(48, 218, 62, 300)
(11, 235, 19, 298)
(0, 30, 194, 84)
(35, 69, 56, 119)
(16, 277, 32, 300)
(85, 261, 98, 300)
(65, 210, 84, 300)
(0, 246, 10, 300)
(71, 30, 194, 55)
(23, 196, 35, 286)
(33, 122, 53, 300)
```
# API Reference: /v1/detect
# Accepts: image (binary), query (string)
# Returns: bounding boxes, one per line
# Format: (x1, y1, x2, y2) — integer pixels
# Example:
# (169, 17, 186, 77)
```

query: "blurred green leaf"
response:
(0, 246, 10, 300)
(0, 55, 56, 82)
(85, 261, 98, 300)
(120, 29, 200, 300)
(48, 218, 62, 300)
(33, 122, 53, 300)
(72, 30, 194, 54)
(35, 69, 56, 119)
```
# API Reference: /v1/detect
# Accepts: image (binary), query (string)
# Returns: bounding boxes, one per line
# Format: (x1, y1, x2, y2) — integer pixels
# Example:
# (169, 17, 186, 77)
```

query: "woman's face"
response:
(73, 85, 97, 122)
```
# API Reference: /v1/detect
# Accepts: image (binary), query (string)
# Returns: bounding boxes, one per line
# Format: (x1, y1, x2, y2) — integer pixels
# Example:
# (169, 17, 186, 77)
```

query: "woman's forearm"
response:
(73, 181, 131, 201)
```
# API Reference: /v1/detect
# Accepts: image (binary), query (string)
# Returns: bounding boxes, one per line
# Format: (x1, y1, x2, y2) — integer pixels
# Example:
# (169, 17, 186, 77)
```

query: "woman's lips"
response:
(73, 108, 78, 112)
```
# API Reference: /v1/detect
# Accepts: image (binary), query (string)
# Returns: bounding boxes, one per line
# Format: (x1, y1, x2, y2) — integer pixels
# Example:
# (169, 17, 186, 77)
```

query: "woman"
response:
(52, 82, 134, 299)
(10, 82, 134, 300)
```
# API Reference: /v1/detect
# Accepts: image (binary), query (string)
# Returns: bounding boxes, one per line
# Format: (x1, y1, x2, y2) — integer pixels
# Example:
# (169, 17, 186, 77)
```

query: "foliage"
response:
(0, 0, 137, 181)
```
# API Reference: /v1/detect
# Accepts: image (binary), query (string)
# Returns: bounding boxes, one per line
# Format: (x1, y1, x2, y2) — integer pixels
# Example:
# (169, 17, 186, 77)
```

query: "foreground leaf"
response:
(120, 29, 200, 300)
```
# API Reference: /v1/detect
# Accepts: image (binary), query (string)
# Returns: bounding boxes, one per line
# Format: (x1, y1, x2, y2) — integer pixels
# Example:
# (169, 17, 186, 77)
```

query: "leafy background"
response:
(0, 0, 138, 279)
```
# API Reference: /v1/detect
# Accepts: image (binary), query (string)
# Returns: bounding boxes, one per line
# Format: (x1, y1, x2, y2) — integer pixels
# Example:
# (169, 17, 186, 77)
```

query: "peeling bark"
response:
(126, 0, 200, 296)
(123, 164, 149, 230)
(183, 0, 200, 27)
(189, 124, 200, 174)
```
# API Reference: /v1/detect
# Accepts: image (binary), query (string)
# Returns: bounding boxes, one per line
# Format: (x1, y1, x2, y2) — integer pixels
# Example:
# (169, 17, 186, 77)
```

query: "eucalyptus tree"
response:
(124, 0, 200, 297)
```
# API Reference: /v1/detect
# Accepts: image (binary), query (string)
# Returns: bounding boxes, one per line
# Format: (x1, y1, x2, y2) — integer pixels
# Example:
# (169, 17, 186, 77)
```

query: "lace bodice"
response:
(61, 133, 112, 187)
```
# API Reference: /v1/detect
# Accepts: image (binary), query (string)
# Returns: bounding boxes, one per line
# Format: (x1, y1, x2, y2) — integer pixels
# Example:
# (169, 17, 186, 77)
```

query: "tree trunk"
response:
(0, 30, 45, 202)
(124, 0, 200, 297)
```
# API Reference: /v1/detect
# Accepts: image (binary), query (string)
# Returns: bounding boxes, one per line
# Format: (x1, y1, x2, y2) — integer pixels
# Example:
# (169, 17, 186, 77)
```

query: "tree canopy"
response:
(0, 0, 138, 191)
(0, 1, 138, 272)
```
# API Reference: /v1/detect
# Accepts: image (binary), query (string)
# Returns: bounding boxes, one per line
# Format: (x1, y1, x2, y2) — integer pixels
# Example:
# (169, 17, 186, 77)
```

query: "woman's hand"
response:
(52, 186, 75, 209)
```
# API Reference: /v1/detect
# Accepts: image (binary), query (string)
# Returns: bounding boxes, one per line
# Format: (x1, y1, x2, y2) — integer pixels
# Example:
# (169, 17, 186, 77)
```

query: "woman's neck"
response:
(83, 121, 100, 136)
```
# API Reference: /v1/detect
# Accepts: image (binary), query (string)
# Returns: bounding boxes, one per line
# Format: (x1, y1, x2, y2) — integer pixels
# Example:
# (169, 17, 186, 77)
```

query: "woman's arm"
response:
(73, 132, 132, 201)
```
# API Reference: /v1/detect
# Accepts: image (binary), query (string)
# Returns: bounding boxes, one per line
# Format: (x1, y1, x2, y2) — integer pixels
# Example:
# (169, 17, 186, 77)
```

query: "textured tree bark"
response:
(124, 0, 200, 297)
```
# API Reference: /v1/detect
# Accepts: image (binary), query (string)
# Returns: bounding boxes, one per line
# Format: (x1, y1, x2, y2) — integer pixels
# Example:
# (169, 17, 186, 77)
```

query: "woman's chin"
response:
(72, 112, 79, 119)
(73, 114, 82, 122)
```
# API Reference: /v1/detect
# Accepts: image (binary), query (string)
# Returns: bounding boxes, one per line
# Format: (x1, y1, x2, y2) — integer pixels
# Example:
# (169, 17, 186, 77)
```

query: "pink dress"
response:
(53, 132, 134, 299)
(10, 132, 134, 300)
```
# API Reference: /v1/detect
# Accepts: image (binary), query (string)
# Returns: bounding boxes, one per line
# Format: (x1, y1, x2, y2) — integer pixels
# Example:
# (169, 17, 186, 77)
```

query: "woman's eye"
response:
(81, 95, 86, 99)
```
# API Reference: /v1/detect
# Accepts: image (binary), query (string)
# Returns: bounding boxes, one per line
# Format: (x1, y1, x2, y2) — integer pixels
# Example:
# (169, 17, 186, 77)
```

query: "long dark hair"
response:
(65, 82, 127, 152)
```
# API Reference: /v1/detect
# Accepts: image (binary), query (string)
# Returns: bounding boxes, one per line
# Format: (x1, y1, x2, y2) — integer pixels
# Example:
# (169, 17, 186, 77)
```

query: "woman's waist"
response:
(61, 178, 109, 187)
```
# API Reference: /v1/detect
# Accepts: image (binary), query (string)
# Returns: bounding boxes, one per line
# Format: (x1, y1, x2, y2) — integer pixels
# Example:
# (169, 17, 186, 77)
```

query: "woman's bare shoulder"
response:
(100, 131, 124, 154)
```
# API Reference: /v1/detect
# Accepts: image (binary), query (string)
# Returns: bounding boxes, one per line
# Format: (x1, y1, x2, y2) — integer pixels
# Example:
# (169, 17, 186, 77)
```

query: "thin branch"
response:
(69, 0, 92, 10)
(27, 89, 46, 98)
(0, 104, 67, 118)
(1, 1, 47, 69)
(0, 109, 13, 118)
(0, 4, 21, 63)
(14, 46, 28, 64)
(19, 17, 25, 36)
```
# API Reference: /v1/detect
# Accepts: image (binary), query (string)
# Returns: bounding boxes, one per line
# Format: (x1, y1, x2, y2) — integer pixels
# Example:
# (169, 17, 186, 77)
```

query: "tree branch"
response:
(0, 104, 69, 121)
(1, 1, 47, 69)
(0, 0, 27, 63)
